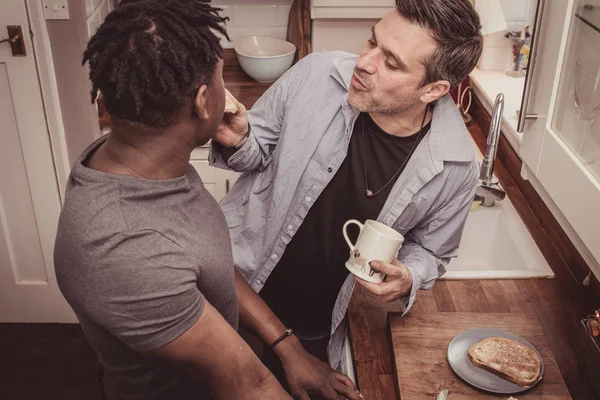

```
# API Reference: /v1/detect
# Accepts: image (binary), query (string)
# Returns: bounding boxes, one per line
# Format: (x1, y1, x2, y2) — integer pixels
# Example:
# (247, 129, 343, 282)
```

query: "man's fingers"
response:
(391, 258, 403, 267)
(369, 260, 403, 276)
(333, 371, 356, 390)
(319, 385, 346, 400)
(332, 374, 363, 400)
(355, 277, 396, 297)
(294, 391, 310, 400)
(355, 277, 384, 296)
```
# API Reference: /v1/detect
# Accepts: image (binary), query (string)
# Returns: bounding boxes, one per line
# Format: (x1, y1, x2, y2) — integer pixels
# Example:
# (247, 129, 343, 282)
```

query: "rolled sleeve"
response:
(210, 54, 320, 173)
(397, 240, 447, 314)
(209, 128, 261, 171)
(397, 162, 478, 315)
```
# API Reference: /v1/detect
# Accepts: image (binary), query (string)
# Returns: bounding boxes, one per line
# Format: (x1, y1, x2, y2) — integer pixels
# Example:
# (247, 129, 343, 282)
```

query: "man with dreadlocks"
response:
(53, 1, 292, 399)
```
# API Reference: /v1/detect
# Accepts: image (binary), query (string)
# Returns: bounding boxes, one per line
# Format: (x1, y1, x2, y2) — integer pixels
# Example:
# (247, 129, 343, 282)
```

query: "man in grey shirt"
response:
(54, 1, 290, 399)
(211, 0, 483, 380)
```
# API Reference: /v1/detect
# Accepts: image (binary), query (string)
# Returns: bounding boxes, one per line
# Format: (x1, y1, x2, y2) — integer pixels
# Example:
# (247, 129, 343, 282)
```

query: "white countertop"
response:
(469, 68, 527, 152)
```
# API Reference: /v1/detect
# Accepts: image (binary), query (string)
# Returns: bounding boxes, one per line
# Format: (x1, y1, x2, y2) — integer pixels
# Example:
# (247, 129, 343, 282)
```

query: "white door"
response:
(0, 0, 75, 322)
(520, 0, 600, 263)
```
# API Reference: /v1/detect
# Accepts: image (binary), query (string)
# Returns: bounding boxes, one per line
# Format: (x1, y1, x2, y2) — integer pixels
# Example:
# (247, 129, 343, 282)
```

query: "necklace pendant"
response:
(365, 189, 374, 197)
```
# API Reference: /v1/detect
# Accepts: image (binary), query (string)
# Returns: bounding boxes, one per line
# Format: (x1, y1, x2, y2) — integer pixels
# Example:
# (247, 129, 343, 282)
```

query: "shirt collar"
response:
(331, 54, 475, 164)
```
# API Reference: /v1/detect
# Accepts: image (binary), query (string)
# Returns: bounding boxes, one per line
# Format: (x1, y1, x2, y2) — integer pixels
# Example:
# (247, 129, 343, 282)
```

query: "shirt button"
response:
(287, 224, 294, 231)
(270, 253, 278, 260)
(327, 167, 333, 173)
(255, 279, 263, 286)
(304, 196, 313, 203)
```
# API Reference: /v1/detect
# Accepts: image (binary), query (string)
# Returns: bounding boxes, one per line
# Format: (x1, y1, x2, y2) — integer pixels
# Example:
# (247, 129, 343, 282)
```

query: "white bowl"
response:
(234, 36, 297, 83)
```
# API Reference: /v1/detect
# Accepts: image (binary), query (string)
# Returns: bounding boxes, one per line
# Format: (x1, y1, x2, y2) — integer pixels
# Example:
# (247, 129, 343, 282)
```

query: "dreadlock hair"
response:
(83, 0, 229, 128)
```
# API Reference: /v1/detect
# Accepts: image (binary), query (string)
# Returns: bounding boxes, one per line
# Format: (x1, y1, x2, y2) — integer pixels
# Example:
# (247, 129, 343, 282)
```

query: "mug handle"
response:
(343, 220, 364, 250)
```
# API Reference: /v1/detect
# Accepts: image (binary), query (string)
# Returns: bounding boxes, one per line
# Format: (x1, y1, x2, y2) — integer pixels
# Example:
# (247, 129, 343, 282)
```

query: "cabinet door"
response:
(521, 0, 600, 262)
(190, 160, 239, 202)
(215, 169, 240, 201)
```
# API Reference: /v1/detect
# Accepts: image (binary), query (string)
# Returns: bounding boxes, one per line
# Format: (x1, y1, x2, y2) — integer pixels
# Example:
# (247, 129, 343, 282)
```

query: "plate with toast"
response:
(447, 328, 544, 394)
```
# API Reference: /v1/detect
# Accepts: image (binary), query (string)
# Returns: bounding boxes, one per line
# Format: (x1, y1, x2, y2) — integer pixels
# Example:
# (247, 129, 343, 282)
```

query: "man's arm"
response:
(86, 230, 289, 399)
(357, 162, 479, 312)
(234, 270, 363, 400)
(149, 302, 290, 399)
(210, 55, 313, 173)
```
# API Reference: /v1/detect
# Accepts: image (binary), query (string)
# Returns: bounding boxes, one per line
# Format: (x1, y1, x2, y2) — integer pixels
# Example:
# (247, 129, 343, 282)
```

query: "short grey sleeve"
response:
(86, 229, 204, 352)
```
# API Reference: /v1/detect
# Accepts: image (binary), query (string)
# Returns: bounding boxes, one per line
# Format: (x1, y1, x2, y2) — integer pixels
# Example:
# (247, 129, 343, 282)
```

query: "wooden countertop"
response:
(389, 312, 570, 399)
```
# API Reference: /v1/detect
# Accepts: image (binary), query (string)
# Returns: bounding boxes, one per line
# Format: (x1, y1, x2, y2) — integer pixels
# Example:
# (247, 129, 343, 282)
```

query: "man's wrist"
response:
(223, 123, 250, 149)
(271, 333, 303, 363)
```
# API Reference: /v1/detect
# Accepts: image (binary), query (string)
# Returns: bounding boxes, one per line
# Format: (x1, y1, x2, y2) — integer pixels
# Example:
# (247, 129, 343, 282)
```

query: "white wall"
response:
(212, 0, 293, 48)
(86, 0, 119, 36)
(477, 0, 537, 71)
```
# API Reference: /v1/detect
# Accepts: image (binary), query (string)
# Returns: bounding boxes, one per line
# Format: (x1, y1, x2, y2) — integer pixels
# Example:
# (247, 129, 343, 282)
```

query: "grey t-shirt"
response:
(54, 137, 239, 400)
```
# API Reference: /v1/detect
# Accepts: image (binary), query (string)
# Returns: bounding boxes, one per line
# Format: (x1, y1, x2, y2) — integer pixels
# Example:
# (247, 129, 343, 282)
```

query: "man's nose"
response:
(356, 49, 378, 75)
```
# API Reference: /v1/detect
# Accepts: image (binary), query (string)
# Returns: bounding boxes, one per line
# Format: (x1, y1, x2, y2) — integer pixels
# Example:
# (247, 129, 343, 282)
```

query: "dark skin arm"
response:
(235, 270, 364, 400)
(148, 301, 291, 399)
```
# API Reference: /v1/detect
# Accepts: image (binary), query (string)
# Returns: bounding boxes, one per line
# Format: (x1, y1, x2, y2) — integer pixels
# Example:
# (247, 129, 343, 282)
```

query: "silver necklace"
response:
(362, 105, 430, 198)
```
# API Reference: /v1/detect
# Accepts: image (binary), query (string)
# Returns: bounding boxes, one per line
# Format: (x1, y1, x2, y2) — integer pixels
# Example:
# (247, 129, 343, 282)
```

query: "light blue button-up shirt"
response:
(211, 51, 479, 368)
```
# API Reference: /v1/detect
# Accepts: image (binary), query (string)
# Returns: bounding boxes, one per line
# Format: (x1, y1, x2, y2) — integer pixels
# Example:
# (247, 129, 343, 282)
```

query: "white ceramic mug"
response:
(343, 219, 404, 284)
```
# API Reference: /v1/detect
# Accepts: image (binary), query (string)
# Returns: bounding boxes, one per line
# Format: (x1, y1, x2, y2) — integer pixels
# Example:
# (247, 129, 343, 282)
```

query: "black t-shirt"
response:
(259, 112, 431, 336)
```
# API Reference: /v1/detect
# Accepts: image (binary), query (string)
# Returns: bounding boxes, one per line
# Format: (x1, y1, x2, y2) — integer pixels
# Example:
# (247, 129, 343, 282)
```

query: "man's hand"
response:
(214, 91, 249, 148)
(277, 336, 364, 400)
(355, 259, 413, 303)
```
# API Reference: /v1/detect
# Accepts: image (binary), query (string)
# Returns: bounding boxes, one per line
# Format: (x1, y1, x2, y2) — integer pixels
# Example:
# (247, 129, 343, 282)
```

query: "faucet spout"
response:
(476, 93, 506, 207)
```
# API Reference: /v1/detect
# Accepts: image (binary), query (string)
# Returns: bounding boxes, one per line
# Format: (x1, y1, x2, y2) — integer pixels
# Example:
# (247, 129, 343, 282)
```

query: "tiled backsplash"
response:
(86, 0, 291, 50)
(212, 1, 293, 48)
(86, 0, 119, 37)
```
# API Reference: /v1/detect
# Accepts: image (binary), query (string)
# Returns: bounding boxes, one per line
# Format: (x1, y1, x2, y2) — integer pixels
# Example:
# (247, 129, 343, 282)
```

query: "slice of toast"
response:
(468, 336, 542, 387)
(224, 89, 238, 114)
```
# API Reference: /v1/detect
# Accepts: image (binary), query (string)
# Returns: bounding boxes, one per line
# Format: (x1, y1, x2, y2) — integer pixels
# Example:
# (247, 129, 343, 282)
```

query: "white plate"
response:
(447, 328, 544, 394)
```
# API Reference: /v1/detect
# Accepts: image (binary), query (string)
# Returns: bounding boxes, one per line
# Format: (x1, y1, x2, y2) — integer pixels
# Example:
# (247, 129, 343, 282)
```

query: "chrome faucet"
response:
(476, 93, 507, 208)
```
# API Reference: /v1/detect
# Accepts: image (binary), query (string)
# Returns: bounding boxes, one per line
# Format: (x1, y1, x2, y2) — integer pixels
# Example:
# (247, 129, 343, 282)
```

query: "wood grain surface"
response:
(388, 312, 571, 399)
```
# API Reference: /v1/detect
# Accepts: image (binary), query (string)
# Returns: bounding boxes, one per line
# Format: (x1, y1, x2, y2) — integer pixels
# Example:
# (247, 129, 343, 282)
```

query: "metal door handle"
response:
(0, 32, 20, 44)
(225, 179, 230, 194)
(1, 26, 26, 56)
(517, 0, 545, 133)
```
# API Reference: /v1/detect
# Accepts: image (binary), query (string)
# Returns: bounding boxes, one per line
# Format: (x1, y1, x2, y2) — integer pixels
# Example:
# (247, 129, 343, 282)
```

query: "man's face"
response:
(348, 10, 438, 115)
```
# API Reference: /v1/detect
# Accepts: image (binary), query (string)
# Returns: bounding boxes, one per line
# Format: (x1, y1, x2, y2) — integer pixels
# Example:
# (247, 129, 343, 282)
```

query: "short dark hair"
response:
(83, 0, 229, 127)
(395, 0, 483, 88)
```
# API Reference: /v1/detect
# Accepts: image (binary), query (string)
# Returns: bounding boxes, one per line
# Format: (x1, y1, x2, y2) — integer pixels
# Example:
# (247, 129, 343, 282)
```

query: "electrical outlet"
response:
(42, 0, 70, 20)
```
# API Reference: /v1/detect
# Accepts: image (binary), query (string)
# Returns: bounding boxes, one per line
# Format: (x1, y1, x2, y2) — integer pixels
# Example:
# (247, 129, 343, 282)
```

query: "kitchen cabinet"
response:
(519, 0, 600, 263)
(311, 0, 394, 19)
(310, 0, 394, 54)
(190, 145, 239, 202)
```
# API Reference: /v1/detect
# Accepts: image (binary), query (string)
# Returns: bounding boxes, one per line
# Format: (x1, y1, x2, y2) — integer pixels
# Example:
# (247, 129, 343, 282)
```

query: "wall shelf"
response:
(310, 0, 393, 19)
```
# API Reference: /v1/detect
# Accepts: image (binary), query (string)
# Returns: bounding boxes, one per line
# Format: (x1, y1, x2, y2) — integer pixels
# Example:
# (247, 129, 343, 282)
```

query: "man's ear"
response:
(194, 85, 209, 120)
(420, 80, 451, 103)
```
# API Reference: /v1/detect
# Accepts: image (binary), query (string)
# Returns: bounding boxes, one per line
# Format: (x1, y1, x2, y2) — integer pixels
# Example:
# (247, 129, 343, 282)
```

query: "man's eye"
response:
(386, 62, 398, 70)
(368, 39, 376, 47)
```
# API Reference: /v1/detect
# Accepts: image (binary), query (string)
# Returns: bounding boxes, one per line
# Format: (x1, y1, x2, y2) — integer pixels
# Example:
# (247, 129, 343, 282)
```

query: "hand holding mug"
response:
(342, 219, 412, 303)
(355, 259, 413, 303)
(342, 219, 404, 283)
